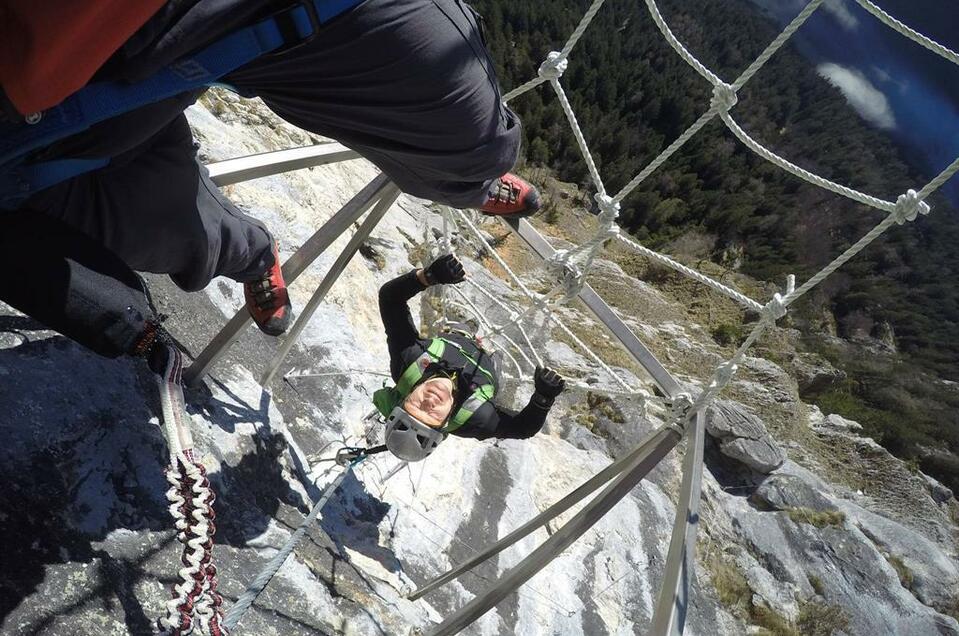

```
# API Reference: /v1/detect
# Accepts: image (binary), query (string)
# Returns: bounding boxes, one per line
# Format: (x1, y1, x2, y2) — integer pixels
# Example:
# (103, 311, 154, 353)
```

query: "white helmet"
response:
(384, 407, 445, 462)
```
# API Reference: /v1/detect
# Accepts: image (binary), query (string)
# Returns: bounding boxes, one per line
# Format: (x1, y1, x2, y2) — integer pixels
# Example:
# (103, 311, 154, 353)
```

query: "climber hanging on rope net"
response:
(0, 0, 542, 363)
(374, 254, 567, 461)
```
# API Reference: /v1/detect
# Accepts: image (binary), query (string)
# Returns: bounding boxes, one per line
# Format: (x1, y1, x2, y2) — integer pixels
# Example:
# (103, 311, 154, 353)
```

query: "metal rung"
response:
(184, 173, 392, 386)
(208, 143, 361, 187)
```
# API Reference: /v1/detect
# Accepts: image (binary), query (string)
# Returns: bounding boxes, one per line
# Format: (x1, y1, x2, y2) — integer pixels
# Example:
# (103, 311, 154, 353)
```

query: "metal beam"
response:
(427, 426, 683, 636)
(504, 218, 680, 397)
(184, 173, 392, 386)
(648, 410, 705, 636)
(409, 425, 669, 601)
(208, 143, 361, 186)
(261, 183, 401, 386)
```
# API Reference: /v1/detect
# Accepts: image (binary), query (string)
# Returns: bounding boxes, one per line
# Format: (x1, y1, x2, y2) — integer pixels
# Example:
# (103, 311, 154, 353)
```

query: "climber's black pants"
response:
(24, 114, 274, 293)
(16, 0, 518, 294)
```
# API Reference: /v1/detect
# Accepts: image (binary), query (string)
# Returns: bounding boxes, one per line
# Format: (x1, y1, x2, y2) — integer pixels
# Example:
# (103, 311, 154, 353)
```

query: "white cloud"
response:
(817, 63, 897, 129)
(824, 0, 859, 30)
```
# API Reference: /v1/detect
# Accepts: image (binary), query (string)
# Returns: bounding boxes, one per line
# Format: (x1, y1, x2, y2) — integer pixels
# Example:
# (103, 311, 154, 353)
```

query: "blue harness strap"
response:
(0, 0, 360, 209)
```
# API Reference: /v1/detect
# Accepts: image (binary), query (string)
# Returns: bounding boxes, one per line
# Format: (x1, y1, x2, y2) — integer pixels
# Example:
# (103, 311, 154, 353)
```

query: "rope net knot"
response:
(594, 193, 620, 221)
(760, 292, 788, 323)
(892, 188, 931, 224)
(710, 82, 738, 113)
(538, 51, 569, 81)
(711, 360, 739, 391)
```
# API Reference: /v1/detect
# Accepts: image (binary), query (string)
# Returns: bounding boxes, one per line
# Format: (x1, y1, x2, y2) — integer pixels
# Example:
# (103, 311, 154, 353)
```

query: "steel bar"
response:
(409, 424, 671, 601)
(504, 218, 679, 397)
(261, 183, 401, 386)
(648, 410, 705, 636)
(184, 173, 392, 386)
(380, 461, 410, 483)
(428, 425, 682, 636)
(208, 143, 361, 187)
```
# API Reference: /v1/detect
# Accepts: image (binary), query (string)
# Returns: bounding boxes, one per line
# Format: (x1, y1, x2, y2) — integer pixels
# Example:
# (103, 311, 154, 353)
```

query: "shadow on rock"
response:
(0, 334, 308, 634)
(321, 469, 404, 578)
(214, 430, 307, 545)
(183, 375, 272, 435)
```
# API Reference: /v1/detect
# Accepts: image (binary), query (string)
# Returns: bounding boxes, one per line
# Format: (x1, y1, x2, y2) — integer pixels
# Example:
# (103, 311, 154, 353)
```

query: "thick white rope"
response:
(918, 155, 959, 201)
(853, 0, 959, 67)
(719, 111, 896, 212)
(495, 0, 958, 441)
(556, 0, 609, 61)
(642, 0, 727, 86)
(462, 277, 543, 364)
(614, 234, 763, 312)
(549, 77, 607, 197)
(615, 0, 825, 203)
(503, 0, 609, 103)
(614, 108, 717, 203)
(449, 215, 639, 393)
(731, 0, 827, 90)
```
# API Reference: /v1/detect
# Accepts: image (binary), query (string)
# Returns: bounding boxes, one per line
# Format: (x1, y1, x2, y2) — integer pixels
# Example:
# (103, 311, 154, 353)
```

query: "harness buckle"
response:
(268, 0, 323, 57)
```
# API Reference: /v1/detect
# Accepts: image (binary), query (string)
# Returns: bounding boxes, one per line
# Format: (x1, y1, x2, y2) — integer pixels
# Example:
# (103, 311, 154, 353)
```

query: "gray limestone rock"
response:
(786, 351, 846, 395)
(707, 400, 786, 473)
(753, 474, 837, 512)
(921, 473, 955, 505)
(825, 412, 863, 432)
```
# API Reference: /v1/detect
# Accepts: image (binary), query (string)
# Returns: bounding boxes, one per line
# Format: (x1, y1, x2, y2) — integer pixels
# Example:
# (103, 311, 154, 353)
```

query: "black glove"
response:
(423, 254, 466, 286)
(532, 366, 565, 409)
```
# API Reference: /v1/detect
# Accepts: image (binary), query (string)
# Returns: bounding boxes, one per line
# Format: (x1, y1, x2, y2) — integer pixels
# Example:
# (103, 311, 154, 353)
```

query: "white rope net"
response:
(432, 0, 959, 430)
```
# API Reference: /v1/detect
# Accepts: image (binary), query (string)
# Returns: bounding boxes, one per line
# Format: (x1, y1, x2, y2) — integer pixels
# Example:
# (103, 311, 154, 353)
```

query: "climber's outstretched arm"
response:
(379, 254, 467, 377)
(379, 270, 428, 368)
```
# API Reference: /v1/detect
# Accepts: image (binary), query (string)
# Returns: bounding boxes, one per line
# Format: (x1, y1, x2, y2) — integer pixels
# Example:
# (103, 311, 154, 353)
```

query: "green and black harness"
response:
(373, 337, 496, 433)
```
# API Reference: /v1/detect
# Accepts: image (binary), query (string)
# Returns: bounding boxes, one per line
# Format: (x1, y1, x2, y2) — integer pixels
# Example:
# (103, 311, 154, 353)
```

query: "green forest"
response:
(472, 0, 959, 489)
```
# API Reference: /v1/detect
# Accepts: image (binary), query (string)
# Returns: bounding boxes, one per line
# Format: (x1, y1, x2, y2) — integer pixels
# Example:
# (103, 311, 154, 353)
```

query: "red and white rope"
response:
(155, 344, 227, 636)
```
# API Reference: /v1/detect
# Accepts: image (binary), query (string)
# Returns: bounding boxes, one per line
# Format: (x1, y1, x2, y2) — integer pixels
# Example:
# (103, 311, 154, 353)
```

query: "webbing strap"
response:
(445, 383, 494, 433)
(396, 338, 446, 395)
(0, 0, 364, 208)
(0, 17, 289, 165)
(440, 337, 496, 385)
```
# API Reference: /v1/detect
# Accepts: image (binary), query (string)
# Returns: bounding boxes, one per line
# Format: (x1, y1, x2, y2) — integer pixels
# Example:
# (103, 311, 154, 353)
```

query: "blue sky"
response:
(746, 0, 959, 201)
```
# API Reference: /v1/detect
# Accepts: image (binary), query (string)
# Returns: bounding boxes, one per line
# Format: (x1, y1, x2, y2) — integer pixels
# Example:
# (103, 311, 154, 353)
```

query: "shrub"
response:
(797, 601, 849, 636)
(752, 604, 797, 636)
(712, 323, 745, 346)
(885, 554, 914, 590)
(786, 508, 846, 528)
(707, 554, 751, 613)
(808, 574, 825, 596)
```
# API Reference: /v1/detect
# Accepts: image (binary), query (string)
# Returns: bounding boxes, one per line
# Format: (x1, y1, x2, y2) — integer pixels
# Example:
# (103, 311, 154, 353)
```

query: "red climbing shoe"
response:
(477, 173, 541, 218)
(244, 243, 293, 337)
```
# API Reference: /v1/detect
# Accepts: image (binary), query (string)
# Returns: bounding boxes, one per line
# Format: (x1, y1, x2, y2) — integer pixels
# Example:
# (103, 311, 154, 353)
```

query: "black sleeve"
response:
(379, 270, 427, 379)
(452, 397, 550, 441)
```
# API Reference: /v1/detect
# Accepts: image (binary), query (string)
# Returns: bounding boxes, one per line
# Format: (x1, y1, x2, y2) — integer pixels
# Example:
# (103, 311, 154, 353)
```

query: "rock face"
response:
(786, 351, 846, 395)
(753, 474, 837, 512)
(1, 92, 956, 636)
(706, 400, 786, 473)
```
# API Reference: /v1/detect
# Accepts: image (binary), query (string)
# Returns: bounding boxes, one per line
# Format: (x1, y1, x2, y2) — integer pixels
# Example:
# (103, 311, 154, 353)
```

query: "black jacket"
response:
(378, 270, 550, 440)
